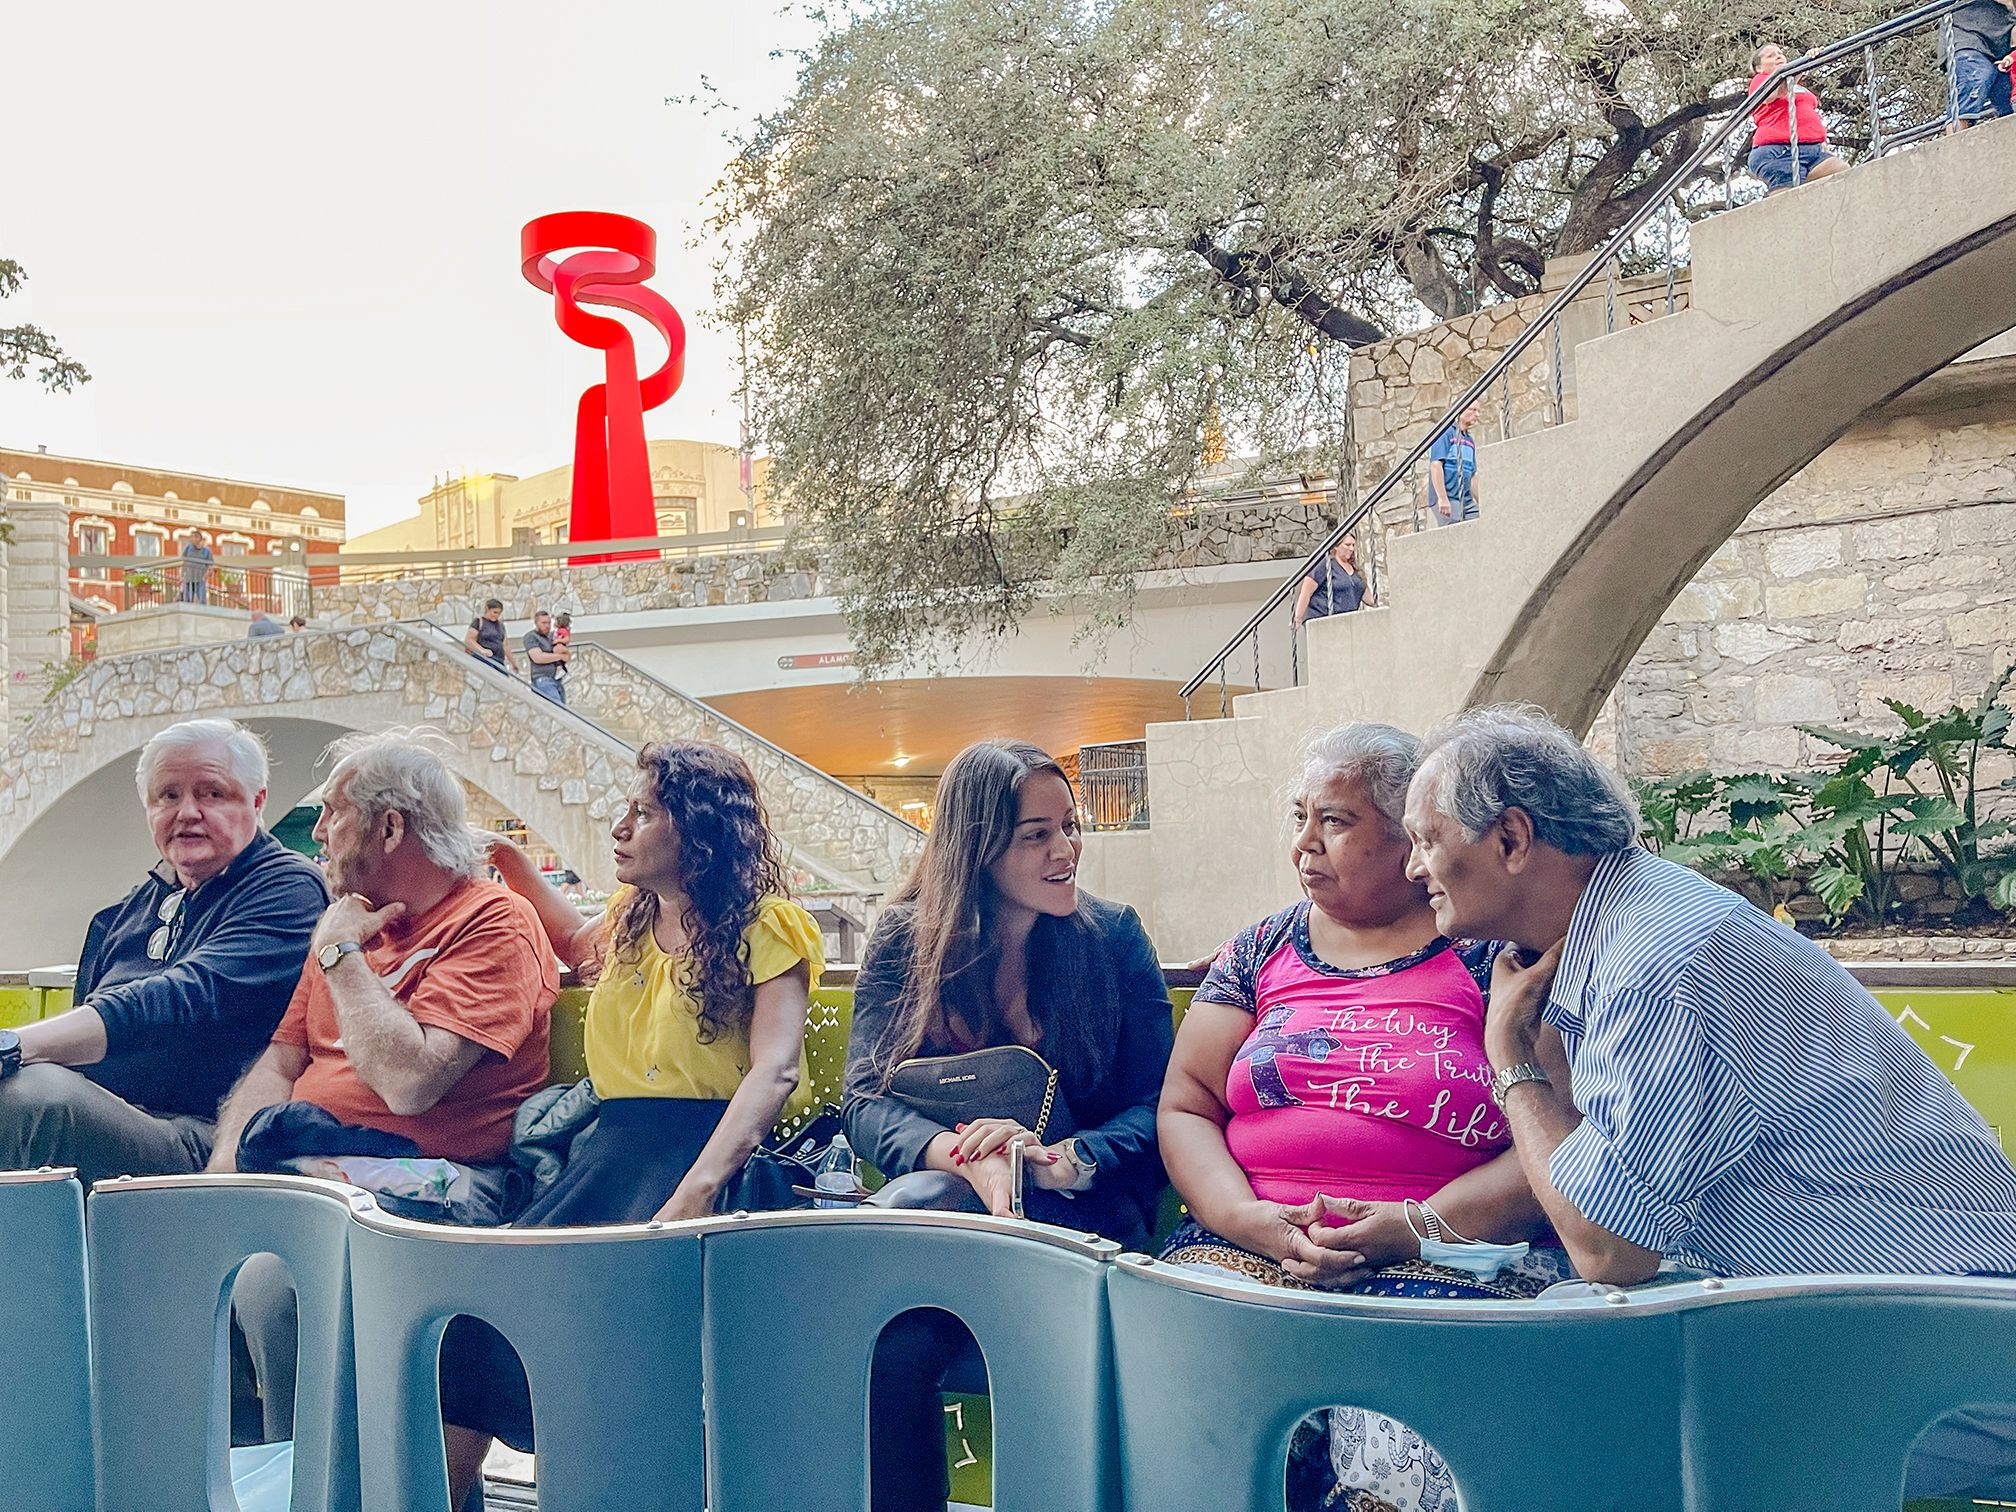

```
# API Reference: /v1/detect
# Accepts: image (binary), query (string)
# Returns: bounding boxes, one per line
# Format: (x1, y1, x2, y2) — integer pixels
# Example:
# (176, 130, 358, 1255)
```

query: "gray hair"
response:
(1299, 722, 1421, 836)
(136, 718, 270, 803)
(1419, 705, 1640, 855)
(321, 727, 485, 878)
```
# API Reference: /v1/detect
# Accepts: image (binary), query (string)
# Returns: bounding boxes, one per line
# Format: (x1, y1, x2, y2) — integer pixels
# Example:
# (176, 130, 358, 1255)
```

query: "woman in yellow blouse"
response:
(440, 739, 822, 1497)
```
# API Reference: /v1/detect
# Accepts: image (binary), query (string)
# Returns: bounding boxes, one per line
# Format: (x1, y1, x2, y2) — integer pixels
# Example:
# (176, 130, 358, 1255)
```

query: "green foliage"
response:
(0, 259, 88, 393)
(714, 0, 1916, 667)
(1638, 668, 2016, 929)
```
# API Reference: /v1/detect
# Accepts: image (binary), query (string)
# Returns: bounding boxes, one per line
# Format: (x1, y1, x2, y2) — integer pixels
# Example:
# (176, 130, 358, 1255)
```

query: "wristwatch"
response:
(1064, 1137, 1099, 1193)
(0, 1029, 19, 1080)
(317, 940, 365, 972)
(1489, 1062, 1551, 1109)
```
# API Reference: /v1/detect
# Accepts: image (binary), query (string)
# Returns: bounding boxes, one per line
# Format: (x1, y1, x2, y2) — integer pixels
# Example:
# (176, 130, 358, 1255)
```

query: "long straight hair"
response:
(867, 740, 1117, 1091)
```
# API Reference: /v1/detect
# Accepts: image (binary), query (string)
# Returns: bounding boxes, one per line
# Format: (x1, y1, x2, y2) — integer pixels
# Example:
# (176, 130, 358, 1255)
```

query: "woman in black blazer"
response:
(841, 739, 1175, 1511)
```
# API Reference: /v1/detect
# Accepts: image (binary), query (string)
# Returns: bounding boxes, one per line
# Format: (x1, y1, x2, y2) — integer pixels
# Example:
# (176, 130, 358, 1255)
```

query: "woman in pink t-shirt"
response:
(1159, 723, 1566, 1509)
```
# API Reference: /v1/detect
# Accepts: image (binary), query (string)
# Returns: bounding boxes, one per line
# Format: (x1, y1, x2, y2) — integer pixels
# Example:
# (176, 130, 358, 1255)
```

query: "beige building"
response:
(343, 439, 774, 556)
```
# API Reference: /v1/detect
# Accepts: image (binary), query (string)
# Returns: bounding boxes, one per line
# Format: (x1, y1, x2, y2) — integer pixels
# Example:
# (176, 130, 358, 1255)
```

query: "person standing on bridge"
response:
(464, 597, 516, 677)
(522, 608, 569, 705)
(177, 529, 214, 604)
(0, 719, 327, 1185)
(1746, 44, 1847, 192)
(1427, 403, 1482, 525)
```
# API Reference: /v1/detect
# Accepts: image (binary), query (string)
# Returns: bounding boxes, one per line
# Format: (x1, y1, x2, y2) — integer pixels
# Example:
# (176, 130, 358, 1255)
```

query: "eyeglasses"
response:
(146, 889, 187, 961)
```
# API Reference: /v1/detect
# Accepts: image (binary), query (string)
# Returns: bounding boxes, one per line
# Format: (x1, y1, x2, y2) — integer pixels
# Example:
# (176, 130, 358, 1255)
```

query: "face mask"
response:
(1418, 1235, 1530, 1279)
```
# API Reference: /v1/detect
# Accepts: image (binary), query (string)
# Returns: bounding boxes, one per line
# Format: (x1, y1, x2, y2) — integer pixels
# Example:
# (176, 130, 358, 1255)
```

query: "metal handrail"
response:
(1178, 0, 1970, 705)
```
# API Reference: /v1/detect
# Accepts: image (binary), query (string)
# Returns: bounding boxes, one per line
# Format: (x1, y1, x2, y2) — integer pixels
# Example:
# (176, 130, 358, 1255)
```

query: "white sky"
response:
(1, 0, 817, 534)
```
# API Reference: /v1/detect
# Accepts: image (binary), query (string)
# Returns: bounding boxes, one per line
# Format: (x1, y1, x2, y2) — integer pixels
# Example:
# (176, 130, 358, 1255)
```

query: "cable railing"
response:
(1178, 0, 1974, 715)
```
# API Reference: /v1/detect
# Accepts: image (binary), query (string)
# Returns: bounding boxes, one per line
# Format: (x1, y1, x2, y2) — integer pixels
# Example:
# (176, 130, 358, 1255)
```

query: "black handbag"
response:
(885, 1044, 1075, 1142)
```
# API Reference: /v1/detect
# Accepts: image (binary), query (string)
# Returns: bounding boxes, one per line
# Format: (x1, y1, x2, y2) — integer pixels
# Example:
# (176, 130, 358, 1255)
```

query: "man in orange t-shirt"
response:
(208, 731, 556, 1174)
(216, 729, 559, 1445)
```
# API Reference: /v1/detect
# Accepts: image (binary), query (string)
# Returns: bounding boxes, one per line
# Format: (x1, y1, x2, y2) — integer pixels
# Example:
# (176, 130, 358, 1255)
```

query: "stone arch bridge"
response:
(0, 623, 922, 964)
(1143, 117, 2016, 956)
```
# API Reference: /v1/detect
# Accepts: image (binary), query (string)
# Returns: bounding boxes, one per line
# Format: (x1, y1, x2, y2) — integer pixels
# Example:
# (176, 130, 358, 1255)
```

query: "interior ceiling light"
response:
(890, 754, 913, 768)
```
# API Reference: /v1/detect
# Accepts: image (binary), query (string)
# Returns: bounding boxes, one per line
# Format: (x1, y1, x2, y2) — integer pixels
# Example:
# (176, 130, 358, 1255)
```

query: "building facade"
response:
(0, 446, 345, 615)
(342, 438, 773, 556)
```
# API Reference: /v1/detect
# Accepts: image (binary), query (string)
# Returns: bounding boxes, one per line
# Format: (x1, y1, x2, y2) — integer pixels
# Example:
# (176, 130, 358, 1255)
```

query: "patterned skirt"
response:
(1159, 1219, 1572, 1512)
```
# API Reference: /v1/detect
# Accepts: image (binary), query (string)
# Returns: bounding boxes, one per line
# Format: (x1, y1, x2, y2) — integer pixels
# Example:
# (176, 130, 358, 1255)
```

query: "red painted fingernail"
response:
(953, 1153, 964, 1164)
(956, 1123, 967, 1132)
(1045, 1153, 1061, 1162)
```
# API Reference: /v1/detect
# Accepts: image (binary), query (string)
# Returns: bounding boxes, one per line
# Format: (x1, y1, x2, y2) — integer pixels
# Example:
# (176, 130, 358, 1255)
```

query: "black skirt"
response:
(438, 1096, 728, 1448)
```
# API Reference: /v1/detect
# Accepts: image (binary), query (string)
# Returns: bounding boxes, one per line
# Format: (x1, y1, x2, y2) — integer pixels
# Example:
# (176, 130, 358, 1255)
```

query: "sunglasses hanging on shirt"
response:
(146, 889, 188, 961)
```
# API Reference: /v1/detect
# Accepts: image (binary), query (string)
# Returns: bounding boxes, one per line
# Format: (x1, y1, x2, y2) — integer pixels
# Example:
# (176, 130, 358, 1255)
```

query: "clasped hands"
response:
(1245, 1194, 1423, 1290)
(946, 1117, 1081, 1217)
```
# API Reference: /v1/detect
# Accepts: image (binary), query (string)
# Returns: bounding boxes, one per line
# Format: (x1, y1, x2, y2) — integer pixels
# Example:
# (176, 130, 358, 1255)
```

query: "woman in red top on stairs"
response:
(1747, 42, 1847, 192)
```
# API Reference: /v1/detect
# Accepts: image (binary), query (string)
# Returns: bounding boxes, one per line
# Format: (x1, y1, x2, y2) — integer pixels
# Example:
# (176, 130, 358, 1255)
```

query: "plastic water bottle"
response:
(813, 1134, 856, 1208)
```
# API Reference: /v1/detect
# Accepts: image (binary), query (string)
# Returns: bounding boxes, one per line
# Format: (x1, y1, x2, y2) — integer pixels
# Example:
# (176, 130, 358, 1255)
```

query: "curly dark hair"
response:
(608, 741, 788, 1042)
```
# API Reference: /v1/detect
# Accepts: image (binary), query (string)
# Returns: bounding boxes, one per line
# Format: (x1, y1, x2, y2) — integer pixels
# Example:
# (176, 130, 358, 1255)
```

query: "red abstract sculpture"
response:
(521, 212, 687, 563)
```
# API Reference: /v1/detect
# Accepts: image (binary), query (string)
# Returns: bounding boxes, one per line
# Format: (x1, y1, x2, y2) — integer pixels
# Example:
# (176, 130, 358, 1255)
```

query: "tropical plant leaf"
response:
(1893, 795, 1968, 838)
(1995, 871, 2016, 913)
(1881, 698, 1929, 730)
(1809, 863, 1865, 919)
(1797, 723, 1885, 753)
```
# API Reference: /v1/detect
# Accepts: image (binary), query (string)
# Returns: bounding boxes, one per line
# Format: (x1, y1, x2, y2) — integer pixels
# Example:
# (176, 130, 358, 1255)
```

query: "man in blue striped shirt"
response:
(1399, 705, 2016, 1290)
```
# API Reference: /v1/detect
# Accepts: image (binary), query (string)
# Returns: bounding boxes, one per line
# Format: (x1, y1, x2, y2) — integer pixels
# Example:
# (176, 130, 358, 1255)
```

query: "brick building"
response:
(0, 446, 345, 614)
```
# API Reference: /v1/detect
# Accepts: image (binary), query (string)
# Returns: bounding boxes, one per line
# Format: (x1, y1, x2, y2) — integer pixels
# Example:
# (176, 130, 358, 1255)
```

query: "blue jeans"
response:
(1432, 490, 1478, 526)
(1955, 48, 2013, 123)
(1746, 142, 1834, 191)
(531, 674, 566, 706)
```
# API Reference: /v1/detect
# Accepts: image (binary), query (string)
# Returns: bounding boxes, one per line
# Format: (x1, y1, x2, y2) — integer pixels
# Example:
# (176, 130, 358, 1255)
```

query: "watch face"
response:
(318, 943, 344, 969)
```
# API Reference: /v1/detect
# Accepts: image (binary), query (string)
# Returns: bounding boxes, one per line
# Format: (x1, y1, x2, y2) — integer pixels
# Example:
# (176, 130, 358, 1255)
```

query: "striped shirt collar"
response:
(1545, 845, 1643, 1031)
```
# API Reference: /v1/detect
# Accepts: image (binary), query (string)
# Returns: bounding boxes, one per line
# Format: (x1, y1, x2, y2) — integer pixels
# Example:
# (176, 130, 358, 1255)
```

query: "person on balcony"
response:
(522, 607, 569, 705)
(1746, 45, 1847, 192)
(463, 598, 516, 676)
(215, 728, 556, 1444)
(176, 530, 214, 604)
(0, 718, 326, 1186)
(843, 739, 1174, 1512)
(1292, 534, 1372, 627)
(437, 740, 822, 1509)
(1427, 402, 1481, 525)
(1158, 722, 1560, 1512)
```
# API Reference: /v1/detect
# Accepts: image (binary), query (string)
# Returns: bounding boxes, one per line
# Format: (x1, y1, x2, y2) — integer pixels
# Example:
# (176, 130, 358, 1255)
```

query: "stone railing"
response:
(561, 641, 923, 892)
(313, 494, 1336, 630)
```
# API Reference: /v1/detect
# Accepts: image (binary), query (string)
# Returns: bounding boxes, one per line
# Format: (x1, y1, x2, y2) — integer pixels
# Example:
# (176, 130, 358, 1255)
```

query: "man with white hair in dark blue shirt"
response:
(1399, 704, 2016, 1503)
(0, 718, 327, 1185)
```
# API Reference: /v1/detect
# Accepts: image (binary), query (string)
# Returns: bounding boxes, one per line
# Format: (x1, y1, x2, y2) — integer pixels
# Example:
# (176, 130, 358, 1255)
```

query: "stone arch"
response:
(0, 627, 642, 963)
(1145, 124, 2016, 957)
(0, 623, 920, 964)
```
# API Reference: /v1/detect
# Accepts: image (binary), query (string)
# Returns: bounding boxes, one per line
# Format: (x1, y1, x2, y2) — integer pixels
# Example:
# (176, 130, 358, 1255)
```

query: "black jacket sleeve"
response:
(1072, 903, 1175, 1191)
(840, 910, 952, 1179)
(89, 864, 328, 1056)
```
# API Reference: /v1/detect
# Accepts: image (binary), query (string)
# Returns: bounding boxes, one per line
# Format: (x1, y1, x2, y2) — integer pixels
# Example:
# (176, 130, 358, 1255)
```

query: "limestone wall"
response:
(1601, 384, 2016, 777)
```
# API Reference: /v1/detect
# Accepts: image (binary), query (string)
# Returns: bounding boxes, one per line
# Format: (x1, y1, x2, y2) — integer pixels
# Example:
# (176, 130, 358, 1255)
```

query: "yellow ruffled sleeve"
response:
(744, 897, 826, 992)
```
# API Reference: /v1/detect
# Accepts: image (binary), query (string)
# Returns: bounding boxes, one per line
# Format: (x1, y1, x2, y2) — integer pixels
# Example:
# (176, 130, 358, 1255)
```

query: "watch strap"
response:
(1489, 1062, 1551, 1109)
(319, 940, 365, 971)
(1065, 1137, 1098, 1192)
